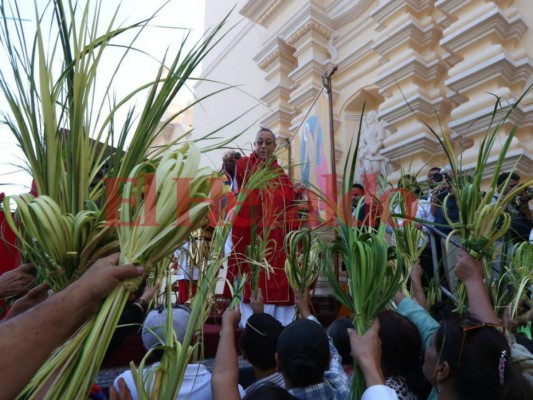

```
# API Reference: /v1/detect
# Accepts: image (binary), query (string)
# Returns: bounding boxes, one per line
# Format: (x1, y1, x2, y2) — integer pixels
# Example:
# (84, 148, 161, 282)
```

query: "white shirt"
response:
(362, 385, 399, 400)
(174, 242, 198, 281)
(114, 362, 246, 400)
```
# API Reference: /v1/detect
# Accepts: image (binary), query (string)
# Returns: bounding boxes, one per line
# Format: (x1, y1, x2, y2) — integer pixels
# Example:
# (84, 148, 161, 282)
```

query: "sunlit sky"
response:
(0, 0, 205, 196)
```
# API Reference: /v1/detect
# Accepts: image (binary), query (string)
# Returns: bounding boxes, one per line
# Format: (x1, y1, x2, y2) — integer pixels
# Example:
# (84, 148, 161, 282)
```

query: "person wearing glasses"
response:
(394, 250, 533, 399)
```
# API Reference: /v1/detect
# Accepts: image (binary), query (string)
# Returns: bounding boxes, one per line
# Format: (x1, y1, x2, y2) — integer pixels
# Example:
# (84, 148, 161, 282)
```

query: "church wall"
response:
(193, 0, 533, 192)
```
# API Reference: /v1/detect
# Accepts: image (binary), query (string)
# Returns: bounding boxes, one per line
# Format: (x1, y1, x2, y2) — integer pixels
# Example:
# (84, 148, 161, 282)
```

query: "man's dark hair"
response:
(497, 172, 520, 187)
(326, 318, 354, 366)
(240, 313, 283, 371)
(352, 183, 364, 191)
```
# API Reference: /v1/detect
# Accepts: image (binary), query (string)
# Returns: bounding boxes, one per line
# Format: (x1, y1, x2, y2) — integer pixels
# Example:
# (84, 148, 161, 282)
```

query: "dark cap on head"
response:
(276, 318, 330, 386)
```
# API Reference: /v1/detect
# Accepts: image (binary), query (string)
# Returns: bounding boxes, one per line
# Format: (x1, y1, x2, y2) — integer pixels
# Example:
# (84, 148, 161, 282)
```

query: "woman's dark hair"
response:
(276, 318, 329, 387)
(243, 382, 296, 400)
(327, 318, 354, 366)
(436, 318, 532, 400)
(240, 313, 283, 371)
(378, 310, 431, 399)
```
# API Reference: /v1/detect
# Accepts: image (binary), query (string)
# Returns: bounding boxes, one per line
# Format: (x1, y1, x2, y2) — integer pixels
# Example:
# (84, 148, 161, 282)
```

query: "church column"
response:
(370, 0, 453, 181)
(437, 0, 533, 177)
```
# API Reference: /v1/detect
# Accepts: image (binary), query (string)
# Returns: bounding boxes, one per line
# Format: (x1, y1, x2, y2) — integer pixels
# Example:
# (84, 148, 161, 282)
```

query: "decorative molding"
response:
(260, 107, 294, 130)
(260, 85, 293, 105)
(440, 7, 528, 53)
(375, 55, 443, 90)
(458, 149, 533, 179)
(337, 40, 373, 71)
(286, 19, 333, 47)
(445, 54, 533, 94)
(373, 18, 441, 56)
(289, 85, 323, 113)
(288, 59, 327, 88)
(370, 0, 434, 27)
(381, 132, 440, 161)
(379, 93, 450, 126)
(277, 2, 333, 47)
(239, 0, 286, 27)
(254, 37, 297, 71)
(450, 102, 533, 138)
(328, 0, 375, 27)
(435, 0, 468, 16)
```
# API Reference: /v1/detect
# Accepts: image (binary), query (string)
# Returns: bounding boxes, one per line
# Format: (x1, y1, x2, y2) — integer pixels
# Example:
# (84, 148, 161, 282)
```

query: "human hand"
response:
(393, 291, 406, 305)
(139, 283, 160, 304)
(410, 259, 423, 285)
(72, 253, 144, 310)
(347, 320, 384, 387)
(0, 263, 35, 298)
(222, 304, 241, 328)
(250, 288, 264, 314)
(295, 289, 312, 318)
(4, 282, 50, 320)
(455, 249, 483, 284)
(110, 378, 133, 400)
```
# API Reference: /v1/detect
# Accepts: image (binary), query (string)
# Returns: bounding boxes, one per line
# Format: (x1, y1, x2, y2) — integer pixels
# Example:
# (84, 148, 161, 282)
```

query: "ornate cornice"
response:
(260, 107, 294, 129)
(435, 0, 468, 16)
(370, 0, 434, 27)
(440, 7, 528, 53)
(254, 38, 297, 71)
(450, 102, 533, 138)
(375, 55, 444, 91)
(458, 149, 533, 180)
(260, 85, 293, 105)
(445, 54, 533, 94)
(328, 0, 375, 27)
(373, 18, 441, 56)
(379, 93, 450, 126)
(239, 0, 286, 27)
(288, 84, 322, 111)
(286, 19, 332, 47)
(381, 132, 440, 161)
(337, 40, 373, 71)
(276, 2, 333, 48)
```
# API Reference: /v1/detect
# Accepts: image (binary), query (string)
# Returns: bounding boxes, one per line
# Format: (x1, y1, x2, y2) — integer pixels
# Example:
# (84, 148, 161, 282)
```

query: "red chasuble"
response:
(228, 152, 298, 305)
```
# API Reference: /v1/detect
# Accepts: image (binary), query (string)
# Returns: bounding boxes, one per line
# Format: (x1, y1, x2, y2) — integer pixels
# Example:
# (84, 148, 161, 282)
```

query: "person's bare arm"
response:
(410, 260, 429, 311)
(295, 289, 312, 318)
(347, 320, 385, 388)
(0, 253, 144, 400)
(212, 306, 242, 400)
(3, 282, 50, 320)
(0, 263, 35, 298)
(455, 249, 499, 324)
(250, 288, 264, 314)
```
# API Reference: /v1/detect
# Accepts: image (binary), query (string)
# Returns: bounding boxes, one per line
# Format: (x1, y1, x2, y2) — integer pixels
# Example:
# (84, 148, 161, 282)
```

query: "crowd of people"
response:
(0, 127, 532, 400)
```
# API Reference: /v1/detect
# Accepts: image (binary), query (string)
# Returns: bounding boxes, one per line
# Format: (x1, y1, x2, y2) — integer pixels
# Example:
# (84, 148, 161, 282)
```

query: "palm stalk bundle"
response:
(495, 242, 533, 320)
(389, 192, 427, 295)
(244, 231, 275, 295)
(323, 111, 404, 399)
(0, 0, 234, 397)
(393, 223, 426, 295)
(20, 144, 221, 399)
(229, 272, 248, 309)
(323, 224, 404, 399)
(422, 92, 533, 310)
(284, 228, 322, 291)
(2, 194, 116, 291)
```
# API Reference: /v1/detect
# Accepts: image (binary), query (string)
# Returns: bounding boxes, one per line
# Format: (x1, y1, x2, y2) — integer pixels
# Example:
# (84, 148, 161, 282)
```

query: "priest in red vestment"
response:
(224, 128, 299, 326)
